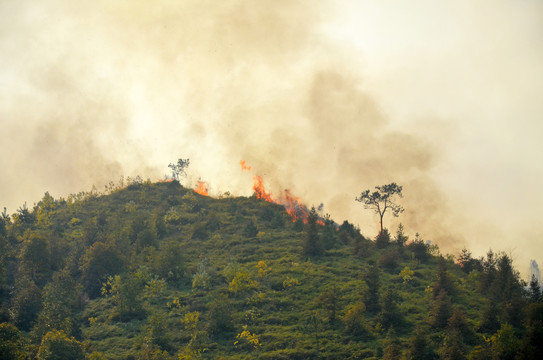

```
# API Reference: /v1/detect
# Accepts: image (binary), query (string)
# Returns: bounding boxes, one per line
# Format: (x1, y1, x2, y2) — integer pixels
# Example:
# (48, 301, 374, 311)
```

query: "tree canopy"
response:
(356, 182, 404, 233)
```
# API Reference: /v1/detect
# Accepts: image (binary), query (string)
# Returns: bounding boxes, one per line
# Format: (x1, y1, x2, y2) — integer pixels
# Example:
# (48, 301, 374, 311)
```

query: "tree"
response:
(379, 289, 403, 329)
(457, 248, 482, 274)
(355, 183, 404, 233)
(363, 265, 380, 313)
(0, 322, 29, 359)
(168, 158, 190, 182)
(528, 274, 542, 302)
(430, 290, 452, 329)
(34, 269, 80, 339)
(316, 284, 341, 324)
(516, 303, 543, 360)
(101, 273, 145, 322)
(242, 220, 258, 238)
(394, 223, 408, 247)
(375, 228, 391, 249)
(382, 328, 401, 360)
(152, 242, 186, 286)
(37, 330, 85, 360)
(80, 242, 125, 298)
(302, 207, 322, 257)
(344, 302, 368, 337)
(408, 233, 430, 262)
(404, 326, 434, 360)
(207, 296, 234, 335)
(490, 323, 519, 360)
(320, 214, 337, 250)
(10, 280, 42, 331)
(433, 257, 456, 298)
(19, 232, 50, 286)
(439, 330, 467, 360)
(447, 308, 477, 346)
(477, 300, 500, 334)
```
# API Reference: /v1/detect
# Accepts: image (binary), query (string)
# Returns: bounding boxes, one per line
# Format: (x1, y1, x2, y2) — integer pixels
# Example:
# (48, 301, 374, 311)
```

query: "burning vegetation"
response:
(242, 161, 312, 224)
(194, 181, 208, 196)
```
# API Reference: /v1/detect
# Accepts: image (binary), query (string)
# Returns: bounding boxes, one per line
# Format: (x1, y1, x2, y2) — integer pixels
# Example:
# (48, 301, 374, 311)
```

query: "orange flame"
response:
(240, 160, 252, 171)
(251, 174, 312, 224)
(242, 159, 323, 225)
(282, 189, 309, 223)
(252, 175, 274, 202)
(194, 181, 208, 196)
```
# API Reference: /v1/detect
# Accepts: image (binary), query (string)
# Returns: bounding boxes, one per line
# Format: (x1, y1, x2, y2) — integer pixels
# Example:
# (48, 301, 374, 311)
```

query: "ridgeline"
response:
(0, 180, 541, 359)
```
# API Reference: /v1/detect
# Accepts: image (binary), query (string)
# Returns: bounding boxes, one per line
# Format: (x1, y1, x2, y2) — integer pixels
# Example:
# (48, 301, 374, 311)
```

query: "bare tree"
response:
(355, 183, 404, 233)
(168, 158, 190, 182)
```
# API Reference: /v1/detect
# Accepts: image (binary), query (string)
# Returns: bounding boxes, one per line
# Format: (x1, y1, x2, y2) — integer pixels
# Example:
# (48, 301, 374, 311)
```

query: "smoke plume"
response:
(1, 0, 542, 277)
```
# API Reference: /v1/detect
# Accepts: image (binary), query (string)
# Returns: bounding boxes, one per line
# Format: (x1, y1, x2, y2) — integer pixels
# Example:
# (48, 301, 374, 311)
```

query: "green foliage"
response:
(395, 223, 408, 247)
(10, 280, 42, 331)
(80, 242, 125, 298)
(0, 322, 29, 359)
(316, 284, 341, 324)
(430, 290, 453, 329)
(363, 265, 380, 313)
(19, 232, 50, 286)
(344, 302, 369, 337)
(375, 228, 391, 249)
(382, 328, 401, 360)
(207, 296, 233, 335)
(404, 327, 434, 360)
(152, 242, 186, 286)
(302, 207, 323, 256)
(0, 180, 539, 359)
(399, 266, 415, 284)
(242, 220, 258, 238)
(33, 269, 80, 339)
(528, 274, 542, 302)
(457, 248, 482, 274)
(379, 247, 400, 270)
(101, 272, 146, 322)
(379, 289, 403, 329)
(407, 233, 430, 262)
(228, 271, 257, 294)
(37, 330, 85, 360)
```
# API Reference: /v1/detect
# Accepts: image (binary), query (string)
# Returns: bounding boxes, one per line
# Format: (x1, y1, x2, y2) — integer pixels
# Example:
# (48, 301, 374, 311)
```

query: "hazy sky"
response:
(1, 0, 542, 277)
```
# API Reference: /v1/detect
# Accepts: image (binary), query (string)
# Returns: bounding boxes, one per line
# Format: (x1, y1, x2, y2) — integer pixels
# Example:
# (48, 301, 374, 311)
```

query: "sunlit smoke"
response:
(1, 0, 542, 277)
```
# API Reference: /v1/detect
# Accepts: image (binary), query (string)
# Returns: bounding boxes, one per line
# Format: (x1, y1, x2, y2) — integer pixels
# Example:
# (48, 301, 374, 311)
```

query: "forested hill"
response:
(0, 180, 542, 359)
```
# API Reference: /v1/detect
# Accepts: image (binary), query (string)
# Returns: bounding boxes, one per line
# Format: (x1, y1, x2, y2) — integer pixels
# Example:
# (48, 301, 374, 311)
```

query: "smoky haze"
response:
(1, 0, 542, 277)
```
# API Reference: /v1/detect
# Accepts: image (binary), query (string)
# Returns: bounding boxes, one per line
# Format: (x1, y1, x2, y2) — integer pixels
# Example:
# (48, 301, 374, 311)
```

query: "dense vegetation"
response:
(1, 179, 542, 359)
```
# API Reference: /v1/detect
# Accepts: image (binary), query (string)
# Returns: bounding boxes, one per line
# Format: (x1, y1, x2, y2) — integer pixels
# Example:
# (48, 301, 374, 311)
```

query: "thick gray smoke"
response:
(1, 0, 542, 277)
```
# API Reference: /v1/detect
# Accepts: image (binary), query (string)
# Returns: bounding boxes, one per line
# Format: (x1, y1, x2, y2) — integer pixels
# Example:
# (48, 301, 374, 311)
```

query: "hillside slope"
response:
(0, 180, 541, 359)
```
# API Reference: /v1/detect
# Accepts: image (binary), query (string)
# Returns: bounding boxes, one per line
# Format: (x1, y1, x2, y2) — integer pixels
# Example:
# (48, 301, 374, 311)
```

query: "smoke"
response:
(530, 260, 541, 285)
(1, 0, 542, 277)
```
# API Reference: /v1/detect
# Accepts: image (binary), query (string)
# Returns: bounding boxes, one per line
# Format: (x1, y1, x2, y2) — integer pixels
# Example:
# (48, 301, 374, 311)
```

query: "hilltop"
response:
(0, 180, 542, 359)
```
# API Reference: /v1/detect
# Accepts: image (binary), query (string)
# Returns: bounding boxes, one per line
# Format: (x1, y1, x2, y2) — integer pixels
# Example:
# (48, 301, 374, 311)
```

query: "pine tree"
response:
(477, 300, 501, 334)
(379, 289, 403, 329)
(395, 223, 408, 247)
(375, 228, 391, 248)
(404, 326, 433, 360)
(433, 256, 456, 298)
(363, 265, 380, 313)
(302, 208, 322, 257)
(430, 290, 452, 329)
(382, 328, 401, 360)
(529, 274, 542, 302)
(316, 285, 341, 324)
